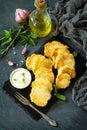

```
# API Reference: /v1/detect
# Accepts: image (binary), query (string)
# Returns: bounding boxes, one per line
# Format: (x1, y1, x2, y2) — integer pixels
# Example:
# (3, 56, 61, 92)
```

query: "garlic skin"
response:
(15, 8, 29, 23)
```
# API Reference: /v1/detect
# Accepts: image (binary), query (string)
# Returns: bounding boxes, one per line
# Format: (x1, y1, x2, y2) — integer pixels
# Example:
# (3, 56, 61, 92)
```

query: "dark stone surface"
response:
(0, 0, 87, 130)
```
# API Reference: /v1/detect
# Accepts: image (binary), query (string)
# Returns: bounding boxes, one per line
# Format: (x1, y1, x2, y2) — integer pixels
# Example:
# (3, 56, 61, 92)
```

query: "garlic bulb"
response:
(15, 8, 29, 23)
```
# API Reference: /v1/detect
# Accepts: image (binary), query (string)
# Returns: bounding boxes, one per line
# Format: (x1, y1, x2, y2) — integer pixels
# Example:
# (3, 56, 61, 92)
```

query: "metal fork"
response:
(15, 92, 57, 127)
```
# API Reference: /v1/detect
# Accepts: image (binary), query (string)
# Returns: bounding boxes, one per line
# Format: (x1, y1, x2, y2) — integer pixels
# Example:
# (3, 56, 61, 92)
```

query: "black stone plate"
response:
(3, 36, 86, 120)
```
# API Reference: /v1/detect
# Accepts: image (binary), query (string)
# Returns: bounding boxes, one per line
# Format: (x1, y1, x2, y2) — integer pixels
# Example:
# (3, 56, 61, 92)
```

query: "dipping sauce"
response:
(10, 68, 31, 89)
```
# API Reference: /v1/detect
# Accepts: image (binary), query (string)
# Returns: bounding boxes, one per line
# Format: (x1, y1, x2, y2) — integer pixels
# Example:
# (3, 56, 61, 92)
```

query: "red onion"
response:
(15, 8, 29, 23)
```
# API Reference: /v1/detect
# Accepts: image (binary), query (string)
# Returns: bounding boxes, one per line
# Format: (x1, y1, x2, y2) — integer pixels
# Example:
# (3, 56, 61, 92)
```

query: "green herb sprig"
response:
(53, 84, 66, 101)
(0, 20, 37, 58)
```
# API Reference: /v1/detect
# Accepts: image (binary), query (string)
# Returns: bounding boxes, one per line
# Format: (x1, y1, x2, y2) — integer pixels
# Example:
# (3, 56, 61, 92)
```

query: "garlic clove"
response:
(21, 45, 27, 55)
(15, 13, 23, 23)
(7, 60, 14, 66)
(15, 8, 29, 23)
(18, 10, 26, 20)
(23, 9, 30, 16)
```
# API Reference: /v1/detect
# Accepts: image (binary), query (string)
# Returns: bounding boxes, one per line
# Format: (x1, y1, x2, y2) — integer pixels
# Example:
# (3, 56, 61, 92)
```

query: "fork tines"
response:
(15, 92, 25, 103)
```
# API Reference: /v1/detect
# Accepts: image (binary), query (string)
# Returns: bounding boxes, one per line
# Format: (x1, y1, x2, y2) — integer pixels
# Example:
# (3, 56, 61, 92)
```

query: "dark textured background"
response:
(0, 0, 87, 130)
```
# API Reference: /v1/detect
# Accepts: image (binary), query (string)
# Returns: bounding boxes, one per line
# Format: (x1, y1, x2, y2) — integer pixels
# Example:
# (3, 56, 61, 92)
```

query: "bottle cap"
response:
(34, 0, 47, 9)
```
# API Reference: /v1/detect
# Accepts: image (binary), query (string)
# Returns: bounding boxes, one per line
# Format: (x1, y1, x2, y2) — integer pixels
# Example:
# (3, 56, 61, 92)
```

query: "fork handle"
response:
(28, 103, 57, 126)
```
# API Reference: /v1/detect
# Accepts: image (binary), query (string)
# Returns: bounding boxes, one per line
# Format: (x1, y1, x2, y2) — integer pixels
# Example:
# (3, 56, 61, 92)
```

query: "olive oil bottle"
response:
(29, 0, 52, 37)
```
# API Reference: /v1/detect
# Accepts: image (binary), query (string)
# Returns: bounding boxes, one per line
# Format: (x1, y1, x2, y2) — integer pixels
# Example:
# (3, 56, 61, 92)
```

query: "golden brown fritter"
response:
(58, 65, 76, 78)
(44, 41, 75, 69)
(38, 56, 53, 70)
(44, 40, 76, 89)
(31, 77, 53, 92)
(50, 46, 70, 66)
(44, 40, 69, 58)
(55, 65, 76, 89)
(44, 40, 75, 70)
(56, 72, 71, 89)
(30, 86, 51, 107)
(35, 68, 54, 83)
(26, 54, 42, 72)
(54, 52, 75, 69)
(26, 54, 53, 73)
(30, 77, 53, 107)
(26, 54, 54, 107)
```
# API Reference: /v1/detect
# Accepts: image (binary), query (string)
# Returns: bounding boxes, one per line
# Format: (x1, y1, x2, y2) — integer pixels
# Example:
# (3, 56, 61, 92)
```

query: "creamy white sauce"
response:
(10, 68, 31, 89)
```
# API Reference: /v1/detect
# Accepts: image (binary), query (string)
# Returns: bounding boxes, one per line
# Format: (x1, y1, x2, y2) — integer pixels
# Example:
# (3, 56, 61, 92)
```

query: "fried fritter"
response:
(30, 86, 51, 107)
(58, 65, 76, 78)
(44, 41, 75, 69)
(38, 56, 53, 70)
(31, 77, 53, 92)
(26, 54, 54, 107)
(44, 40, 69, 58)
(54, 52, 75, 69)
(44, 40, 76, 89)
(26, 54, 42, 72)
(56, 65, 76, 89)
(35, 68, 54, 83)
(56, 72, 71, 89)
(30, 75, 53, 107)
(26, 54, 53, 73)
(51, 47, 70, 67)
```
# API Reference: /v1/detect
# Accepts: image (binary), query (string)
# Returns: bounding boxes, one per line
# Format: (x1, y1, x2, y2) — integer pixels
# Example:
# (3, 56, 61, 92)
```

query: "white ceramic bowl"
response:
(10, 68, 32, 89)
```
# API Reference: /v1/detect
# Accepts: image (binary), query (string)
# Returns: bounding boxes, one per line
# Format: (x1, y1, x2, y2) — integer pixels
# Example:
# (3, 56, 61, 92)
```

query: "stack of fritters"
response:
(26, 54, 54, 107)
(44, 41, 76, 89)
(26, 41, 76, 107)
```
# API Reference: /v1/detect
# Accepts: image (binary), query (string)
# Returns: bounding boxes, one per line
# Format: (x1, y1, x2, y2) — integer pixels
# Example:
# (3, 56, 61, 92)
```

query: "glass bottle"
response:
(29, 0, 52, 37)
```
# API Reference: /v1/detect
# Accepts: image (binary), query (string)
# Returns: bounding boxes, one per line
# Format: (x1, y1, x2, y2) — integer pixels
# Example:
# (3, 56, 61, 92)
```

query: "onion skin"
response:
(15, 8, 30, 23)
